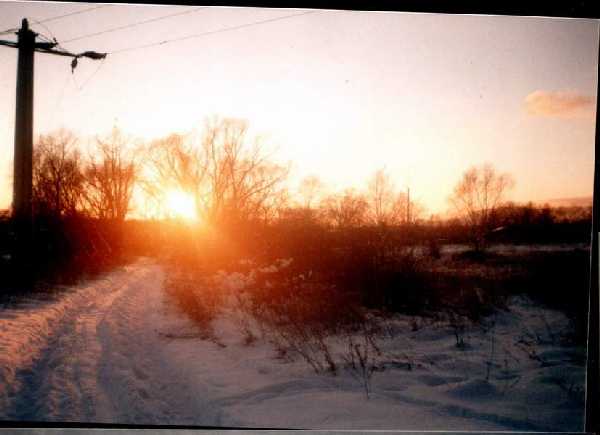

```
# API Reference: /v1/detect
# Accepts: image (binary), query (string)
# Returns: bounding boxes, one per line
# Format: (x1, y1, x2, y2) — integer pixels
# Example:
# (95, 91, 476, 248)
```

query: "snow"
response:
(440, 242, 589, 255)
(0, 258, 586, 430)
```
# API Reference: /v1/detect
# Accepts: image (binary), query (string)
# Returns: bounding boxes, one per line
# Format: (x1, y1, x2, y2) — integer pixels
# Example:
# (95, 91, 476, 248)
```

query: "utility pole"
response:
(406, 187, 410, 224)
(12, 19, 35, 254)
(0, 18, 106, 263)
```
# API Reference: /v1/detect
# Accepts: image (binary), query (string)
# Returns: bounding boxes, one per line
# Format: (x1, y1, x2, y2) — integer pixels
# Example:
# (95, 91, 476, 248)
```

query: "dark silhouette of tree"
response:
(83, 127, 137, 221)
(32, 129, 84, 217)
(450, 163, 514, 251)
(201, 117, 289, 226)
(144, 117, 289, 226)
(322, 188, 369, 228)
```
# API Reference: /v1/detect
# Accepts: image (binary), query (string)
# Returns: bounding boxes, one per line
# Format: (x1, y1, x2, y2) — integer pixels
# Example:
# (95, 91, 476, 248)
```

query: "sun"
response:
(165, 189, 197, 221)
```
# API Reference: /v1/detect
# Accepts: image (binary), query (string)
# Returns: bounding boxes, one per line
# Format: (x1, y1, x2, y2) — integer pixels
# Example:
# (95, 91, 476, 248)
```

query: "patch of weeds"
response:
(341, 321, 384, 399)
(164, 269, 223, 340)
(446, 309, 469, 349)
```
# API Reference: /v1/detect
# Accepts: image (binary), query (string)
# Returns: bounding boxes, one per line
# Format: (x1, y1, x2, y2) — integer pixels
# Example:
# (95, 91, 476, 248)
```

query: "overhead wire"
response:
(50, 9, 319, 93)
(30, 18, 57, 40)
(76, 57, 106, 91)
(28, 17, 63, 47)
(3, 7, 321, 108)
(0, 5, 108, 46)
(36, 5, 110, 25)
(0, 21, 56, 45)
(0, 25, 56, 48)
(0, 27, 18, 36)
(3, 8, 320, 57)
(62, 6, 209, 43)
(109, 9, 320, 55)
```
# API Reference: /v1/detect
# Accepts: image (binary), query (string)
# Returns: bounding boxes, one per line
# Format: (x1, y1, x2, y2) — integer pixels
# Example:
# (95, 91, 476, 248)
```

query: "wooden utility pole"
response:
(0, 18, 106, 262)
(406, 187, 410, 224)
(12, 19, 35, 243)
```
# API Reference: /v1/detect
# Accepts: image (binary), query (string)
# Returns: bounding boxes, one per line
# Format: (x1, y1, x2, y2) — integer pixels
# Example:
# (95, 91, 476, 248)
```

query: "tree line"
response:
(28, 117, 426, 229)
(24, 117, 591, 253)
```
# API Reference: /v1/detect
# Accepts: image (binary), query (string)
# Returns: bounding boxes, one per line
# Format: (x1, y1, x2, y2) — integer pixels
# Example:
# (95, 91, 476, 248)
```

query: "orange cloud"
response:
(524, 90, 596, 118)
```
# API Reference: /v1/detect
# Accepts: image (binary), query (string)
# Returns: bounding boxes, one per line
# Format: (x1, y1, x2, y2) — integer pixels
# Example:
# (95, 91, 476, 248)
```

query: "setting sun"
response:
(165, 189, 197, 221)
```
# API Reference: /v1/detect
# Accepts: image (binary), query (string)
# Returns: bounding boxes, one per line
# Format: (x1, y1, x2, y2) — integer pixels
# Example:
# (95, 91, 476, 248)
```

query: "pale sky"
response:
(0, 2, 598, 215)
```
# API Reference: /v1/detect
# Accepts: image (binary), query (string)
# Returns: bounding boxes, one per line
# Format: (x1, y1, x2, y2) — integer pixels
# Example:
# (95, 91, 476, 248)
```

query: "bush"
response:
(164, 269, 223, 338)
(342, 319, 384, 398)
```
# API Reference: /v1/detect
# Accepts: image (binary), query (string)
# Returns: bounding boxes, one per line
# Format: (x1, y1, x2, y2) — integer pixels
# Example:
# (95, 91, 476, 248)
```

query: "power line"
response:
(0, 21, 60, 50)
(76, 57, 107, 91)
(37, 5, 110, 25)
(62, 6, 208, 44)
(29, 17, 59, 44)
(0, 6, 108, 39)
(30, 18, 57, 40)
(110, 9, 319, 55)
(0, 27, 18, 36)
(25, 18, 71, 52)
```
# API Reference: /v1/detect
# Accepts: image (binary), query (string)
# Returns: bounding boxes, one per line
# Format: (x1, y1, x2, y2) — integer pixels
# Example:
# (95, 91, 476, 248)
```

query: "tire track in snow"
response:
(3, 267, 136, 420)
(92, 262, 225, 425)
(0, 259, 226, 425)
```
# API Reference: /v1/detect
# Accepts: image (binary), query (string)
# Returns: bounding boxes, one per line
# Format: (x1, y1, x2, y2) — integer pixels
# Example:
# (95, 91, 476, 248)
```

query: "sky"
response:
(0, 1, 598, 215)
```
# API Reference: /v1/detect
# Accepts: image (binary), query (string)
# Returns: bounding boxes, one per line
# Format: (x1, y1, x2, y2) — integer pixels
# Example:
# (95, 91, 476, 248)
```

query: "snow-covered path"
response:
(0, 259, 586, 430)
(0, 260, 225, 425)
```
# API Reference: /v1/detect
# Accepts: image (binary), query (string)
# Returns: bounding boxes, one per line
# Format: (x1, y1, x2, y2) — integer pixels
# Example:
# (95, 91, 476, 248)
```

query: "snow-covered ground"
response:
(0, 258, 586, 430)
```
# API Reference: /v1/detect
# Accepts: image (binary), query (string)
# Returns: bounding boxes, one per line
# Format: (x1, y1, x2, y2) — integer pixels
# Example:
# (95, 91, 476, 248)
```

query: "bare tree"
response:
(298, 175, 326, 209)
(450, 163, 514, 251)
(366, 168, 424, 225)
(142, 132, 206, 218)
(390, 192, 426, 224)
(143, 117, 289, 227)
(321, 188, 369, 228)
(83, 127, 137, 221)
(32, 129, 84, 217)
(367, 168, 395, 226)
(200, 117, 289, 226)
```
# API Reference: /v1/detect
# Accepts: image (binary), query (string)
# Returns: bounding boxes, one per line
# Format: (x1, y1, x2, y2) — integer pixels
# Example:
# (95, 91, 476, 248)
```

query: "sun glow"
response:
(165, 189, 197, 221)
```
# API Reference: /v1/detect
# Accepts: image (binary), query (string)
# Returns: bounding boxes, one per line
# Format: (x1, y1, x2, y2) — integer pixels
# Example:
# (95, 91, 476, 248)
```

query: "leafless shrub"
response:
(232, 290, 258, 345)
(251, 279, 341, 374)
(164, 269, 223, 339)
(341, 320, 384, 398)
(229, 261, 372, 376)
(446, 309, 469, 349)
(270, 322, 337, 374)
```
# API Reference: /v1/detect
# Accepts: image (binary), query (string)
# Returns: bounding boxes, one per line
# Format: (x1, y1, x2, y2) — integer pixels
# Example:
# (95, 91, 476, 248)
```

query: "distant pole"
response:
(406, 187, 410, 224)
(12, 19, 36, 257)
